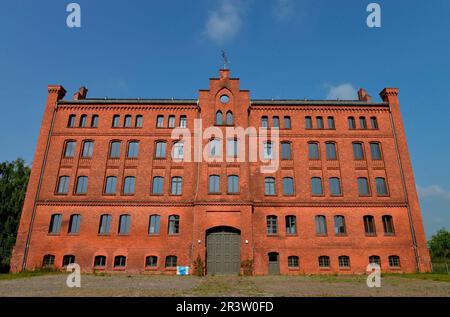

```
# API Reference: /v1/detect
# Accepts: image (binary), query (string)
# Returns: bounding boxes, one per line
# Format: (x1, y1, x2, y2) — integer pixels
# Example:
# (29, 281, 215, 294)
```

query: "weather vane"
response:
(221, 50, 229, 69)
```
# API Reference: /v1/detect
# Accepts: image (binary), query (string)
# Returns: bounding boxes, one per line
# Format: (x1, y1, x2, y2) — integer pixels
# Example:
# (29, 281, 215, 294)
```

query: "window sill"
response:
(286, 234, 298, 237)
(54, 193, 68, 196)
(145, 267, 158, 271)
(389, 266, 401, 270)
(103, 193, 117, 196)
(47, 233, 60, 236)
(68, 233, 80, 236)
(121, 194, 135, 196)
(113, 267, 126, 271)
(376, 194, 390, 197)
(227, 192, 240, 195)
(118, 234, 129, 236)
(208, 193, 222, 195)
(288, 267, 300, 270)
(266, 234, 278, 237)
(339, 267, 351, 270)
(93, 266, 105, 270)
(165, 267, 177, 271)
(384, 233, 395, 237)
(319, 267, 331, 270)
(316, 234, 328, 237)
(98, 234, 111, 237)
(148, 234, 160, 237)
(74, 193, 87, 196)
(365, 234, 377, 237)
(150, 193, 164, 196)
(168, 233, 180, 237)
(335, 234, 347, 237)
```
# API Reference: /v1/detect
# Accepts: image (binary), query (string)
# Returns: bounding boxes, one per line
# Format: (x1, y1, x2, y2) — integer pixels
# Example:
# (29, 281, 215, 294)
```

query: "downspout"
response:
(388, 104, 420, 272)
(22, 102, 58, 271)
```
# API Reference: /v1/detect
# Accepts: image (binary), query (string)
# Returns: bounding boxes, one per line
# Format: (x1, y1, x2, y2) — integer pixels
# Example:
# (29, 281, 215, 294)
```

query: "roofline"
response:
(59, 98, 198, 105)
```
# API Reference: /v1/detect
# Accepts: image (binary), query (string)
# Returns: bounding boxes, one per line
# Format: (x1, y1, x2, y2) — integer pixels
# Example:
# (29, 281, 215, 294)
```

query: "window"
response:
(363, 215, 376, 235)
(99, 214, 112, 234)
(112, 115, 120, 128)
(91, 115, 99, 128)
(171, 177, 182, 195)
(273, 116, 280, 129)
(263, 142, 273, 160)
(43, 255, 55, 267)
(109, 141, 121, 158)
(135, 115, 143, 128)
(281, 142, 291, 160)
(388, 255, 400, 267)
(118, 214, 131, 234)
(68, 115, 76, 128)
(288, 256, 299, 268)
(370, 117, 378, 129)
(62, 255, 75, 267)
(305, 116, 313, 129)
(338, 256, 350, 268)
(227, 139, 237, 158)
(82, 141, 94, 158)
(165, 256, 177, 268)
(179, 115, 187, 128)
(370, 142, 382, 160)
(209, 175, 220, 193)
(209, 139, 221, 157)
(284, 116, 291, 129)
(329, 177, 342, 196)
(64, 141, 76, 158)
(220, 95, 229, 103)
(376, 177, 388, 196)
(48, 214, 62, 234)
(148, 215, 160, 234)
(348, 116, 356, 129)
(146, 256, 158, 268)
(325, 142, 337, 160)
(172, 142, 184, 160)
(308, 142, 319, 160)
(334, 215, 346, 235)
(353, 142, 364, 160)
(311, 177, 323, 195)
(283, 177, 294, 196)
(168, 215, 180, 234)
(226, 111, 234, 125)
(152, 176, 164, 194)
(315, 216, 327, 235)
(327, 116, 335, 129)
(168, 115, 175, 128)
(215, 111, 223, 125)
(94, 255, 106, 267)
(285, 215, 297, 234)
(359, 117, 367, 129)
(316, 116, 324, 129)
(156, 115, 164, 128)
(266, 215, 278, 235)
(358, 177, 370, 196)
(261, 116, 268, 128)
(265, 177, 276, 195)
(382, 215, 395, 235)
(76, 176, 88, 194)
(57, 176, 70, 194)
(155, 141, 166, 159)
(104, 176, 117, 194)
(369, 255, 381, 266)
(124, 115, 132, 127)
(68, 214, 81, 234)
(80, 114, 87, 127)
(123, 176, 135, 195)
(114, 256, 126, 268)
(227, 175, 239, 193)
(127, 141, 139, 159)
(318, 256, 330, 268)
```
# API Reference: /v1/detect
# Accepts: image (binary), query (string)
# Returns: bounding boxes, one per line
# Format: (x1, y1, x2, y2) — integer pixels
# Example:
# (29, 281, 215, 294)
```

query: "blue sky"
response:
(0, 0, 448, 238)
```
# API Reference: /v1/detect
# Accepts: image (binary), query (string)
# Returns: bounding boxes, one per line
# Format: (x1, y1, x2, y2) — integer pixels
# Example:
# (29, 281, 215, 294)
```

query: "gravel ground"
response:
(0, 274, 448, 297)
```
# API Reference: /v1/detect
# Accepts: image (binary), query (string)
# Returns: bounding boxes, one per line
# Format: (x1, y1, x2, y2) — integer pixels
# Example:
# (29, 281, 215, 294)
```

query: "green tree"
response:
(0, 159, 30, 272)
(427, 228, 450, 261)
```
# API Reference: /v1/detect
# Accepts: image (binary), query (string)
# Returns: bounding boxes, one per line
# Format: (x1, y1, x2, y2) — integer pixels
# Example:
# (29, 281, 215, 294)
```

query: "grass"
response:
(0, 268, 61, 280)
(382, 273, 450, 282)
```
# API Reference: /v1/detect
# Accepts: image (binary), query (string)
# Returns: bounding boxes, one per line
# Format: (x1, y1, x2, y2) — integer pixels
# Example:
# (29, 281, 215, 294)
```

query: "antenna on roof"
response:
(221, 50, 229, 69)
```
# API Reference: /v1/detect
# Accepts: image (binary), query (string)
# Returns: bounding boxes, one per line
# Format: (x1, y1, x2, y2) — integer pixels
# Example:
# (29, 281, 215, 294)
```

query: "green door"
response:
(206, 227, 241, 275)
(268, 252, 280, 275)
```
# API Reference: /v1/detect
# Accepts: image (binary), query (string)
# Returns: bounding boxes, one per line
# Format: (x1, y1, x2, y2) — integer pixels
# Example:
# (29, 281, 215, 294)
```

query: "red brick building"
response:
(10, 69, 430, 275)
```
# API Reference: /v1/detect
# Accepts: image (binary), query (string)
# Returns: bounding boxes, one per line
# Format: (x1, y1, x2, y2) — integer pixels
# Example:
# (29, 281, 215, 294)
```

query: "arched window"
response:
(127, 141, 139, 158)
(42, 254, 55, 267)
(155, 141, 167, 158)
(123, 176, 135, 195)
(285, 215, 297, 234)
(168, 215, 180, 234)
(363, 215, 376, 235)
(57, 176, 70, 194)
(171, 176, 182, 195)
(263, 142, 273, 159)
(283, 177, 294, 196)
(261, 116, 268, 128)
(369, 255, 381, 266)
(109, 141, 121, 158)
(316, 116, 324, 129)
(338, 256, 350, 268)
(281, 142, 291, 160)
(124, 115, 132, 127)
(359, 116, 367, 129)
(68, 214, 81, 234)
(382, 215, 395, 235)
(209, 139, 221, 157)
(79, 114, 88, 127)
(75, 176, 88, 194)
(348, 116, 356, 129)
(376, 177, 388, 196)
(68, 114, 76, 128)
(165, 256, 178, 268)
(98, 214, 112, 234)
(172, 142, 184, 160)
(146, 256, 158, 268)
(82, 141, 94, 158)
(64, 140, 76, 158)
(112, 115, 120, 128)
(226, 111, 234, 125)
(327, 116, 335, 129)
(315, 215, 327, 235)
(325, 142, 337, 160)
(62, 255, 75, 267)
(334, 215, 346, 235)
(91, 115, 99, 128)
(94, 255, 106, 267)
(305, 116, 313, 129)
(266, 215, 278, 234)
(104, 176, 117, 194)
(288, 256, 299, 268)
(179, 115, 187, 128)
(152, 176, 164, 194)
(227, 175, 239, 193)
(311, 177, 323, 195)
(118, 214, 131, 234)
(215, 111, 223, 125)
(114, 255, 126, 268)
(209, 175, 220, 193)
(358, 177, 370, 196)
(48, 214, 62, 234)
(370, 117, 379, 129)
(318, 256, 330, 268)
(353, 142, 364, 160)
(272, 116, 280, 128)
(370, 142, 382, 160)
(329, 177, 342, 196)
(265, 177, 276, 195)
(148, 215, 161, 234)
(308, 142, 319, 160)
(284, 116, 291, 129)
(156, 115, 164, 128)
(388, 255, 400, 268)
(135, 115, 143, 128)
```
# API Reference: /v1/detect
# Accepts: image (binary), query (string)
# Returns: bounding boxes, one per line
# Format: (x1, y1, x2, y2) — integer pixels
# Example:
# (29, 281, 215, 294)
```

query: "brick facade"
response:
(10, 69, 431, 275)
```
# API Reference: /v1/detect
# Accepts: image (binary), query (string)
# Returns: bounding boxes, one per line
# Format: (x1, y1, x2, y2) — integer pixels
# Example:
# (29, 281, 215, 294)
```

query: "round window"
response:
(220, 95, 229, 104)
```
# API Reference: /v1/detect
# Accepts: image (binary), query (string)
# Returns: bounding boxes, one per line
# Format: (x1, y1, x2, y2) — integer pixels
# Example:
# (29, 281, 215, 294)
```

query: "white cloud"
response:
(273, 0, 295, 21)
(204, 1, 243, 45)
(417, 185, 450, 200)
(326, 83, 357, 100)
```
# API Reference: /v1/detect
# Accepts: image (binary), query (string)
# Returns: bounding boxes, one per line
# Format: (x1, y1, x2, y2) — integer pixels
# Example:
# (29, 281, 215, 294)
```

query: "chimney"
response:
(358, 88, 372, 102)
(73, 86, 88, 100)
